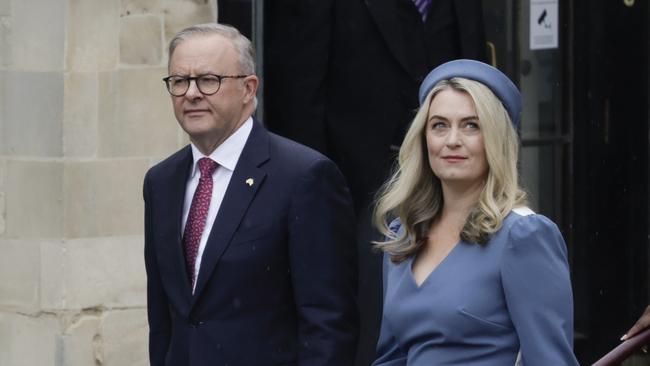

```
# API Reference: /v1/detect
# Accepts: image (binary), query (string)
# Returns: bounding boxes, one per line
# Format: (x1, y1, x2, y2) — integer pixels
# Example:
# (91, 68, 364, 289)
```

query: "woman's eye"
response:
(431, 121, 447, 129)
(465, 121, 480, 129)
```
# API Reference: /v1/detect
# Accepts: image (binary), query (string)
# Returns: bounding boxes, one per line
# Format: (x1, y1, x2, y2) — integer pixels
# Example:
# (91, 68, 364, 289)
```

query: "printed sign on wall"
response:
(530, 0, 558, 50)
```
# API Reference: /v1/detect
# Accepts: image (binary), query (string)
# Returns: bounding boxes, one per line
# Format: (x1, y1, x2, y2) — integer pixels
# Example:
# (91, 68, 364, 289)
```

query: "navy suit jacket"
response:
(143, 120, 359, 366)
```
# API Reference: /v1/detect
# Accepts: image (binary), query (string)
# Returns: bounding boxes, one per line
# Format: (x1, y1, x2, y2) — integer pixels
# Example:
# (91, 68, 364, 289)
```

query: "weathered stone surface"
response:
(0, 16, 11, 68)
(121, 0, 162, 17)
(0, 192, 5, 235)
(1, 71, 64, 156)
(11, 0, 65, 71)
(67, 0, 119, 72)
(0, 73, 4, 152)
(162, 0, 217, 46)
(40, 240, 66, 310)
(0, 2, 211, 365)
(120, 15, 163, 65)
(101, 309, 149, 366)
(63, 159, 149, 238)
(64, 72, 98, 157)
(4, 159, 63, 238)
(0, 0, 10, 16)
(0, 312, 59, 366)
(0, 158, 5, 236)
(42, 236, 146, 310)
(0, 239, 41, 311)
(0, 158, 5, 189)
(60, 313, 102, 366)
(97, 68, 180, 157)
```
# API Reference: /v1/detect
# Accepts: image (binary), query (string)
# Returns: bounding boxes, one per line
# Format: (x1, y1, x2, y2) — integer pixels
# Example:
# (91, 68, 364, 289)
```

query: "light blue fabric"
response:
(373, 211, 579, 365)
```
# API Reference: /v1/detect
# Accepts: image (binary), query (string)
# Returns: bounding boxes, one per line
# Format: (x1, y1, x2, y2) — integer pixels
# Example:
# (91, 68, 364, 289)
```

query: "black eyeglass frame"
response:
(162, 74, 249, 96)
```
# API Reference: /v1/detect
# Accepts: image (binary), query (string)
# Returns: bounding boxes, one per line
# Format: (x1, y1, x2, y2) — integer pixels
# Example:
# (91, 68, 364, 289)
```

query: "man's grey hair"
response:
(168, 23, 256, 75)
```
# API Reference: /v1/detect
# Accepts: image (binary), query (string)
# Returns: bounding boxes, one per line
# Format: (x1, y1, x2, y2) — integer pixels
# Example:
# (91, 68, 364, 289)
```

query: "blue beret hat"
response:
(418, 59, 522, 128)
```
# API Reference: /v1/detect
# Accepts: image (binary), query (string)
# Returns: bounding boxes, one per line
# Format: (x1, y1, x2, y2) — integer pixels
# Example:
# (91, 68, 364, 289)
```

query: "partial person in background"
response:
(144, 23, 358, 366)
(264, 2, 486, 364)
(372, 59, 579, 365)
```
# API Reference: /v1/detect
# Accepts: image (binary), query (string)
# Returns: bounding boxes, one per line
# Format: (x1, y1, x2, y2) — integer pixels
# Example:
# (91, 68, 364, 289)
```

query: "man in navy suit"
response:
(143, 23, 358, 366)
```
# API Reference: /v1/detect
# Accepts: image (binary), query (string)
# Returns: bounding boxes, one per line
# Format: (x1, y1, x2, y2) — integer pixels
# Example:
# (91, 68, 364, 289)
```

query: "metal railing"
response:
(592, 328, 650, 366)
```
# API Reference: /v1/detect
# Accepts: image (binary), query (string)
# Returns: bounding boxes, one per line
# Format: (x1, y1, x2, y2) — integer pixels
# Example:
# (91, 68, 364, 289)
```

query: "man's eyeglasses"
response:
(162, 74, 249, 97)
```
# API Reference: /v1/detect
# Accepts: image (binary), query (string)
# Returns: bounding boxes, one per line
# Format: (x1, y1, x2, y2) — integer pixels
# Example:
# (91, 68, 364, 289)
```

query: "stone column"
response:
(0, 0, 217, 365)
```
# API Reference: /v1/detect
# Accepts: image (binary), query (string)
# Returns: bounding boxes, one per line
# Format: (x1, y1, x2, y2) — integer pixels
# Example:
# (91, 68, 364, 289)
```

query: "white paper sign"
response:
(530, 0, 558, 50)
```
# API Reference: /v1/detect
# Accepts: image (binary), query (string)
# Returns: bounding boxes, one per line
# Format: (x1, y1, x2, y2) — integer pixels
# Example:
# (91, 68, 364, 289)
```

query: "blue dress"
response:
(373, 209, 579, 365)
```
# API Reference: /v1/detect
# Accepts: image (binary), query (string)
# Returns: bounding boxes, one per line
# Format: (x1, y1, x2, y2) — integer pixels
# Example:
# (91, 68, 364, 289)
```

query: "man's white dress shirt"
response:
(181, 117, 253, 292)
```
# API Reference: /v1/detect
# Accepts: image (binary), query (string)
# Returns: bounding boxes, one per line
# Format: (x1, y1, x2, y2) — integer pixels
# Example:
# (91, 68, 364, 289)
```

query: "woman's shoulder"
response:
(499, 206, 565, 249)
(506, 206, 559, 234)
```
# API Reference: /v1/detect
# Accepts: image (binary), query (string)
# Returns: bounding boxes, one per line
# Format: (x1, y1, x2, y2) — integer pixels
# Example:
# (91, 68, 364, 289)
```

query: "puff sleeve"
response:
(500, 214, 579, 365)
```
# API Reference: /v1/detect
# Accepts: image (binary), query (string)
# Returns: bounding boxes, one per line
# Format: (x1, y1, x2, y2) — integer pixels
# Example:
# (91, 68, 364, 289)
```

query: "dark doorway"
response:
(217, 0, 253, 39)
(572, 0, 649, 363)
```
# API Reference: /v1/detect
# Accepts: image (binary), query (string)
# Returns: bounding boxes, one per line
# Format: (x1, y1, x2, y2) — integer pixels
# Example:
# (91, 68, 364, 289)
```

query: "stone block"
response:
(121, 0, 161, 16)
(101, 309, 149, 366)
(64, 236, 146, 308)
(162, 0, 217, 46)
(97, 68, 180, 157)
(11, 0, 65, 70)
(4, 159, 63, 238)
(1, 71, 64, 157)
(96, 70, 118, 154)
(0, 239, 41, 311)
(41, 236, 147, 310)
(0, 312, 59, 366)
(0, 158, 5, 235)
(0, 192, 5, 235)
(40, 240, 65, 310)
(0, 16, 11, 68)
(60, 313, 102, 366)
(63, 159, 149, 238)
(0, 0, 10, 16)
(64, 72, 98, 157)
(0, 158, 5, 190)
(120, 15, 163, 65)
(0, 73, 4, 144)
(67, 0, 119, 72)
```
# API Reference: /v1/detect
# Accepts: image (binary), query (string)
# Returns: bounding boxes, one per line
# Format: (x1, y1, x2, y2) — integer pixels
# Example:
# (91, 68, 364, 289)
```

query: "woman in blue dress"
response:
(372, 59, 579, 365)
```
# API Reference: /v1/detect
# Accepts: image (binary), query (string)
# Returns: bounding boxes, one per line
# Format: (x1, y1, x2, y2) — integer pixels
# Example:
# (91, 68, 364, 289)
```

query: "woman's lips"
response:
(442, 156, 467, 162)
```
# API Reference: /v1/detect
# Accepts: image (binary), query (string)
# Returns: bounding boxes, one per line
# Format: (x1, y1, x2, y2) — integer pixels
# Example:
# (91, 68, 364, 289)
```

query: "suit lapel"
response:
(365, 0, 428, 79)
(191, 120, 269, 302)
(157, 146, 195, 306)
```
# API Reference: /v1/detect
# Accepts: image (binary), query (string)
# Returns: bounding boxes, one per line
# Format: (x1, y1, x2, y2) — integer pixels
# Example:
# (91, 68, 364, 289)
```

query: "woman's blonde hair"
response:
(373, 77, 527, 263)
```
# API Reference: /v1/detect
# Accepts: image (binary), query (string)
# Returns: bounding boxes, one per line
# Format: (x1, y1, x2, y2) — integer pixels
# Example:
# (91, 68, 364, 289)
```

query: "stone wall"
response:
(0, 0, 217, 365)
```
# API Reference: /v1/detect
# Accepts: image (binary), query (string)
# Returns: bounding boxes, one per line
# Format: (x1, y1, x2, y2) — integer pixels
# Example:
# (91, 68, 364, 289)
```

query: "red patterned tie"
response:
(183, 157, 218, 289)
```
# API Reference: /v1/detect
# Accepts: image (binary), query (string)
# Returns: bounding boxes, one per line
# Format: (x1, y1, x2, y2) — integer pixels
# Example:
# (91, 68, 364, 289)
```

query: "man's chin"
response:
(180, 119, 212, 134)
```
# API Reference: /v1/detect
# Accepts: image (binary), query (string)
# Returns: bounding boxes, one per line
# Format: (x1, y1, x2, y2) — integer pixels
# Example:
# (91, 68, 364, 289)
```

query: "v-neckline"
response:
(409, 239, 462, 289)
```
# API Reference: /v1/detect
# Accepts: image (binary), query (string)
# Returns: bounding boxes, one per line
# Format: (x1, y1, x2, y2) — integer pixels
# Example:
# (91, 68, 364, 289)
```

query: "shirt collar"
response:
(189, 117, 253, 178)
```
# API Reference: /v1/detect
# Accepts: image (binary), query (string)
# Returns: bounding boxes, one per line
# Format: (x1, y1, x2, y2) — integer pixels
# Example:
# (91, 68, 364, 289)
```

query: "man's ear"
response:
(243, 75, 259, 104)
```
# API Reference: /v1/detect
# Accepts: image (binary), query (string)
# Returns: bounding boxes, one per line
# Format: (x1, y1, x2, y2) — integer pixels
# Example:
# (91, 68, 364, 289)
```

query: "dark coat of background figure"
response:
(144, 120, 358, 366)
(264, 0, 486, 364)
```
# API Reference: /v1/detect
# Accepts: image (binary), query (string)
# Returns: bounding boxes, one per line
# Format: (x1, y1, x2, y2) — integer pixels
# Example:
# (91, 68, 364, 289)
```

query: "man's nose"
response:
(185, 79, 203, 99)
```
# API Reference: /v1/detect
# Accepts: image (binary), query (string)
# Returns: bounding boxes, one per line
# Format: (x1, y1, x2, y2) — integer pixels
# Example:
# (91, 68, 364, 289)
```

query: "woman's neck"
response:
(439, 180, 484, 224)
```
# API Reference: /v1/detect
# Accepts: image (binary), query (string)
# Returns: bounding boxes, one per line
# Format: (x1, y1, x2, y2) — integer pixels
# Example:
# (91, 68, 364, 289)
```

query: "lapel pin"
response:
(245, 178, 254, 187)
